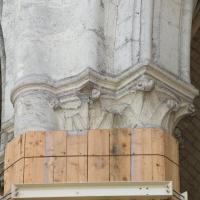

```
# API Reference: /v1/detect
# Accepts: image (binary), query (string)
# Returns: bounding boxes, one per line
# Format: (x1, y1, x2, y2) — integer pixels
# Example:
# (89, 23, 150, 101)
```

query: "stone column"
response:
(1, 0, 198, 136)
(2, 0, 105, 134)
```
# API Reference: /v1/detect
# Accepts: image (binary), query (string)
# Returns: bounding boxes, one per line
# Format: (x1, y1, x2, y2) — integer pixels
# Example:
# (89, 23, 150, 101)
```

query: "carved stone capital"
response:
(10, 65, 198, 135)
(47, 67, 198, 134)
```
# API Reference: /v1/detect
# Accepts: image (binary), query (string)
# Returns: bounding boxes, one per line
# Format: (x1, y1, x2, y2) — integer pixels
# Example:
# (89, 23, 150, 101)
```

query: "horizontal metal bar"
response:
(11, 182, 173, 200)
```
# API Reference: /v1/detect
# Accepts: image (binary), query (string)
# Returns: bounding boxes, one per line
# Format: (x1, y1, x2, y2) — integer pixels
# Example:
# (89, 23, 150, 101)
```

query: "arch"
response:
(175, 2, 200, 199)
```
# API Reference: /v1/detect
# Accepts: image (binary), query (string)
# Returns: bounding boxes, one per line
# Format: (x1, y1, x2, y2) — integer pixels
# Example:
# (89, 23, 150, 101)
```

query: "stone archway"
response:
(175, 3, 200, 199)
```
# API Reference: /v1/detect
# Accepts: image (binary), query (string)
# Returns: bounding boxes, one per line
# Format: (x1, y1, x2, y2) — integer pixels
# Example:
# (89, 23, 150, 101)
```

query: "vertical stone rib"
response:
(179, 0, 194, 83)
(140, 0, 154, 64)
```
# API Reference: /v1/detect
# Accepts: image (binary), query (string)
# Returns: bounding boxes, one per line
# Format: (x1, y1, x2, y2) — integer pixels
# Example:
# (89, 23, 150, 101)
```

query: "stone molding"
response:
(11, 64, 198, 104)
(9, 65, 198, 135)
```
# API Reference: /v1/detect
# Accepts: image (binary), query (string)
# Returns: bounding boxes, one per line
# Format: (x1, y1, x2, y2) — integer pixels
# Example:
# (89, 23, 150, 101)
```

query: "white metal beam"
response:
(180, 192, 188, 200)
(11, 182, 173, 200)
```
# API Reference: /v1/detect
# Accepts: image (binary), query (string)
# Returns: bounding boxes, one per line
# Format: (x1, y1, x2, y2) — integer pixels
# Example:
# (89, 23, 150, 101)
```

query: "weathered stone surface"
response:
(0, 0, 198, 136)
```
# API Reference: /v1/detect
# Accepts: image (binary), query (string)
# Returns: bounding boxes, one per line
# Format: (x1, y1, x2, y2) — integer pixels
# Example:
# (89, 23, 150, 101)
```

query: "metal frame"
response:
(173, 191, 188, 200)
(8, 182, 188, 200)
(11, 182, 174, 200)
(182, 192, 188, 200)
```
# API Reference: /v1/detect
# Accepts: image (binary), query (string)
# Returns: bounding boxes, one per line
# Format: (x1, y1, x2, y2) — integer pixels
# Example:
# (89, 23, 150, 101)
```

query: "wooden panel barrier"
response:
(4, 128, 180, 194)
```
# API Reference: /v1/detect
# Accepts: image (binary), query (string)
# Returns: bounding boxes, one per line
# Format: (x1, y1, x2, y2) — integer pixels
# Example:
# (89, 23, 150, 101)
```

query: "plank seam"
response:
(23, 133, 26, 184)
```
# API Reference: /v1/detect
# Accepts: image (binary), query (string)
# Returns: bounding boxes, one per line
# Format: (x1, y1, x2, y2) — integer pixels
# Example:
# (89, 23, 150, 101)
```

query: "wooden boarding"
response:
(4, 159, 24, 194)
(46, 132, 67, 156)
(152, 155, 166, 181)
(132, 128, 164, 155)
(88, 129, 109, 155)
(4, 128, 180, 194)
(110, 156, 130, 181)
(67, 131, 88, 182)
(25, 132, 46, 157)
(88, 156, 109, 182)
(24, 157, 45, 184)
(45, 132, 67, 183)
(165, 159, 180, 192)
(131, 155, 165, 181)
(67, 131, 87, 156)
(109, 129, 131, 181)
(52, 157, 67, 183)
(164, 134, 179, 163)
(67, 157, 87, 182)
(4, 134, 25, 169)
(110, 129, 131, 155)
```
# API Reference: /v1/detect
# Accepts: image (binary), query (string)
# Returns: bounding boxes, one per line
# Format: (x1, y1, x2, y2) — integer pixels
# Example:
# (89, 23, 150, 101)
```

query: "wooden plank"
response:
(4, 159, 24, 194)
(141, 153, 153, 181)
(165, 159, 180, 192)
(53, 157, 67, 183)
(88, 130, 109, 155)
(67, 157, 87, 182)
(24, 158, 44, 184)
(131, 155, 154, 181)
(24, 132, 67, 184)
(152, 155, 165, 181)
(4, 134, 26, 194)
(132, 155, 166, 182)
(46, 131, 67, 156)
(131, 155, 145, 181)
(13, 134, 26, 163)
(131, 129, 178, 182)
(131, 129, 156, 182)
(25, 132, 46, 157)
(45, 132, 67, 183)
(151, 129, 165, 155)
(131, 128, 152, 155)
(164, 134, 179, 164)
(110, 156, 130, 181)
(88, 156, 109, 182)
(110, 129, 131, 155)
(44, 157, 54, 183)
(4, 134, 25, 169)
(132, 129, 153, 181)
(67, 131, 87, 156)
(24, 157, 67, 184)
(132, 129, 170, 181)
(133, 128, 169, 154)
(13, 159, 24, 184)
(88, 130, 110, 181)
(151, 129, 166, 181)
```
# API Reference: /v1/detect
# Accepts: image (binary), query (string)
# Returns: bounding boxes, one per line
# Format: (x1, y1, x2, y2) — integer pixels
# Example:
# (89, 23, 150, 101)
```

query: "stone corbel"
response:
(89, 89, 101, 104)
(134, 75, 155, 92)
